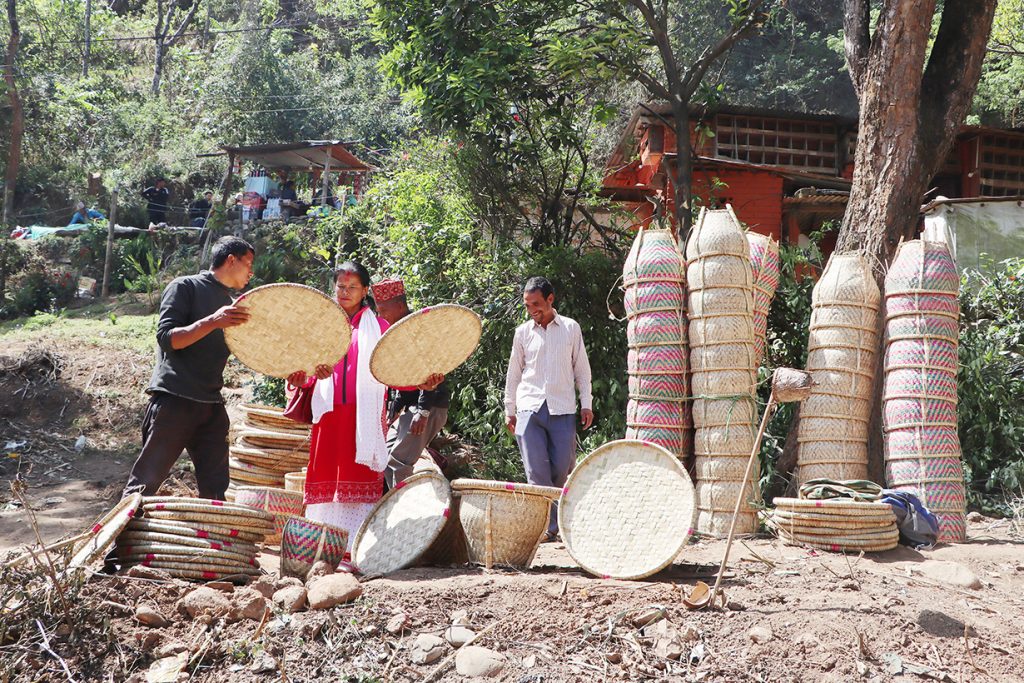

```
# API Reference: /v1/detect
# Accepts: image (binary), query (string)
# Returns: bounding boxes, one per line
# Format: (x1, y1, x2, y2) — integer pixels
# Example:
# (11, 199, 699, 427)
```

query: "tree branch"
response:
(679, 0, 768, 98)
(168, 0, 202, 47)
(917, 0, 997, 173)
(842, 0, 871, 97)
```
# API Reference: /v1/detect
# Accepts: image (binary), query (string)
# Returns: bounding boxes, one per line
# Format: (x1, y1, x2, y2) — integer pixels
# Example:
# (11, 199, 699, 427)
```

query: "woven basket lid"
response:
(369, 304, 481, 386)
(773, 497, 893, 513)
(352, 472, 452, 576)
(558, 440, 695, 580)
(65, 493, 142, 571)
(224, 283, 351, 379)
(451, 479, 562, 500)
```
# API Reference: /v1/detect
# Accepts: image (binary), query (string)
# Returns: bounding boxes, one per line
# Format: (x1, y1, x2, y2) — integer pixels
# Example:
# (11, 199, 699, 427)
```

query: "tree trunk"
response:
(152, 41, 166, 94)
(832, 0, 997, 478)
(3, 0, 23, 230)
(82, 0, 91, 77)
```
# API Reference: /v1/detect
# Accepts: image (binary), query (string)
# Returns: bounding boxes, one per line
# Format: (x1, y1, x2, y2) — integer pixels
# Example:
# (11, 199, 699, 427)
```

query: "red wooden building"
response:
(602, 103, 1024, 252)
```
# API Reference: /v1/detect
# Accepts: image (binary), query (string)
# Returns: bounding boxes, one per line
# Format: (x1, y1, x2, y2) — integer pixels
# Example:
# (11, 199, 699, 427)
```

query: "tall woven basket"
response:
(280, 516, 348, 579)
(686, 207, 758, 536)
(883, 240, 966, 542)
(797, 253, 880, 484)
(747, 232, 781, 366)
(622, 226, 690, 460)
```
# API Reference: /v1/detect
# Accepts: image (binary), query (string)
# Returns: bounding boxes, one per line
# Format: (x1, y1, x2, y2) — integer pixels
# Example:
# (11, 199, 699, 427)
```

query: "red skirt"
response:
(304, 404, 384, 505)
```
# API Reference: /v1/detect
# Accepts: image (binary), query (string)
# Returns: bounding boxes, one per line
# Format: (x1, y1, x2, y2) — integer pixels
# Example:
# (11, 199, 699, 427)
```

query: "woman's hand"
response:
(417, 373, 445, 392)
(313, 364, 333, 380)
(287, 371, 307, 388)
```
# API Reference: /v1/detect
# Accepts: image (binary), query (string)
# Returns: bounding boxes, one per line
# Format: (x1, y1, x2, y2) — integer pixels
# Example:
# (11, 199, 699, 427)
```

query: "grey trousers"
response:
(514, 401, 576, 536)
(385, 407, 449, 489)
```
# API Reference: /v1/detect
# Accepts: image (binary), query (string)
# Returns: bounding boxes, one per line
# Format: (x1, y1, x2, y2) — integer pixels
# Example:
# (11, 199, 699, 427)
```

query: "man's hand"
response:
(417, 373, 445, 391)
(410, 412, 428, 436)
(505, 414, 516, 434)
(207, 304, 250, 329)
(580, 409, 594, 430)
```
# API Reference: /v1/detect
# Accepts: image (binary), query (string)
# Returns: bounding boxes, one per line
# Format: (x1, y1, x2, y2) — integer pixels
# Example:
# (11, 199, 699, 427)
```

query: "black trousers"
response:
(123, 392, 230, 500)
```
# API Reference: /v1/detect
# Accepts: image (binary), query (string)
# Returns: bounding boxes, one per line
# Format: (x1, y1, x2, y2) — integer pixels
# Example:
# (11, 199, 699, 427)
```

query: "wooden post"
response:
(321, 148, 332, 207)
(101, 188, 118, 298)
(219, 152, 235, 206)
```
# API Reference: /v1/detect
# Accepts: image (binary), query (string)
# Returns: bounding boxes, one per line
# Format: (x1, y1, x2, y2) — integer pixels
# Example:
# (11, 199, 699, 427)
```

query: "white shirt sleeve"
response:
(504, 326, 525, 417)
(572, 322, 593, 411)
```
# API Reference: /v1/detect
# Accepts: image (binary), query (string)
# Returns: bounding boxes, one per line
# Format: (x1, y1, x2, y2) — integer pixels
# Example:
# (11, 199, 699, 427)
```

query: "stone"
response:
(273, 586, 307, 613)
(135, 604, 169, 628)
(177, 586, 233, 620)
(250, 576, 277, 599)
(748, 625, 774, 644)
(794, 632, 820, 649)
(522, 653, 537, 668)
(450, 609, 471, 626)
(410, 634, 446, 665)
(153, 641, 188, 658)
(135, 631, 162, 651)
(966, 511, 984, 523)
(146, 652, 187, 682)
(632, 607, 666, 627)
(307, 574, 363, 610)
(126, 565, 172, 581)
(205, 581, 235, 594)
(275, 576, 304, 589)
(455, 646, 506, 678)
(916, 561, 982, 590)
(604, 651, 622, 664)
(386, 612, 409, 635)
(308, 560, 335, 580)
(233, 588, 269, 621)
(444, 624, 476, 648)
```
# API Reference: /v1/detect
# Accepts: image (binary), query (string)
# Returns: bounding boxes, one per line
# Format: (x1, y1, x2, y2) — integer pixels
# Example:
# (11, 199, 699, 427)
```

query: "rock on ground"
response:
(273, 585, 308, 613)
(916, 560, 982, 590)
(134, 603, 169, 628)
(410, 634, 446, 665)
(455, 646, 506, 677)
(306, 574, 362, 610)
(177, 586, 233, 620)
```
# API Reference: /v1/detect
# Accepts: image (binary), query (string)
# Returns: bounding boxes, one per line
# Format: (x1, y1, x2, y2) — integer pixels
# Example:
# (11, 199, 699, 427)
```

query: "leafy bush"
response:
(958, 258, 1024, 512)
(0, 248, 77, 319)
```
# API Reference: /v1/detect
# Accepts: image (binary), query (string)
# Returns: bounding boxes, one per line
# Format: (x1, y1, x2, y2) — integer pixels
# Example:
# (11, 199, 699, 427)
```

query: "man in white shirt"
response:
(504, 276, 594, 540)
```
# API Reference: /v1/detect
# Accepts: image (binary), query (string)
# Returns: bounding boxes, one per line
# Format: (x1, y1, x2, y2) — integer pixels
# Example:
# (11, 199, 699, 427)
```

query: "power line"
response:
(40, 18, 355, 45)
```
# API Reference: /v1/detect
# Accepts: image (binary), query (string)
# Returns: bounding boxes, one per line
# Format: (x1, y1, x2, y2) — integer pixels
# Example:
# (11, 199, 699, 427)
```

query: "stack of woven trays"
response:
(770, 497, 898, 552)
(228, 404, 310, 500)
(883, 240, 967, 542)
(451, 479, 561, 570)
(234, 486, 304, 544)
(686, 207, 759, 536)
(622, 226, 690, 460)
(797, 254, 880, 484)
(747, 232, 781, 366)
(115, 496, 273, 582)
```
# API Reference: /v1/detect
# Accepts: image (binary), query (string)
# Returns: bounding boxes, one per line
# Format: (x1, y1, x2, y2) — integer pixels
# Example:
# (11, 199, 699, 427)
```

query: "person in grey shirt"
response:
(121, 236, 254, 500)
(504, 276, 593, 541)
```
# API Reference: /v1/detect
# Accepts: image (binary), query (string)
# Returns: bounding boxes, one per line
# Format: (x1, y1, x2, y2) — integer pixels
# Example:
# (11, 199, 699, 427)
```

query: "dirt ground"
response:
(3, 311, 1024, 682)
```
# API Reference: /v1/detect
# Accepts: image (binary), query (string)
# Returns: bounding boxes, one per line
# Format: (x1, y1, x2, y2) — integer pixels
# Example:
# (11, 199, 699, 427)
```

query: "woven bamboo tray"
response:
(369, 304, 481, 386)
(224, 282, 351, 379)
(776, 529, 899, 552)
(237, 428, 310, 451)
(352, 472, 452, 576)
(284, 471, 306, 493)
(417, 494, 470, 566)
(125, 517, 265, 544)
(65, 493, 143, 572)
(117, 529, 258, 554)
(747, 231, 780, 365)
(115, 541, 257, 564)
(452, 479, 561, 569)
(560, 440, 695, 580)
(123, 557, 262, 577)
(230, 445, 308, 471)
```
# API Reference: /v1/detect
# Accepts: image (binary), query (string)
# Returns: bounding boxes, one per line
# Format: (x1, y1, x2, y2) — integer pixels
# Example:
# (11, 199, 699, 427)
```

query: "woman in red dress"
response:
(287, 262, 441, 559)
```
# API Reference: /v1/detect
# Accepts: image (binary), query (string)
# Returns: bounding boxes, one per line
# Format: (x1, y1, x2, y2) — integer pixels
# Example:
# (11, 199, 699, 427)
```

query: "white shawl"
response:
(310, 310, 389, 472)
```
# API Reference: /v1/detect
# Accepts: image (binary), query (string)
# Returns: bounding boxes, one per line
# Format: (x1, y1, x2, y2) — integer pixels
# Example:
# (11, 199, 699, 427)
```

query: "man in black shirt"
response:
(190, 190, 214, 228)
(142, 178, 171, 226)
(121, 236, 255, 500)
(373, 278, 451, 488)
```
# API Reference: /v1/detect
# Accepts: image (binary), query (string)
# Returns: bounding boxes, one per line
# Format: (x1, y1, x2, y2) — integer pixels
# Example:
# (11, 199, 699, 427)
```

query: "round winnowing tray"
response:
(352, 472, 452, 576)
(559, 440, 695, 580)
(224, 283, 351, 379)
(369, 304, 481, 386)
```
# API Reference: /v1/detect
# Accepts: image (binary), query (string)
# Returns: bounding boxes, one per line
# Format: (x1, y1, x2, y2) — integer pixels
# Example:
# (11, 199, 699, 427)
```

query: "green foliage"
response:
(123, 250, 165, 311)
(0, 249, 77, 319)
(252, 376, 287, 408)
(958, 258, 1024, 511)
